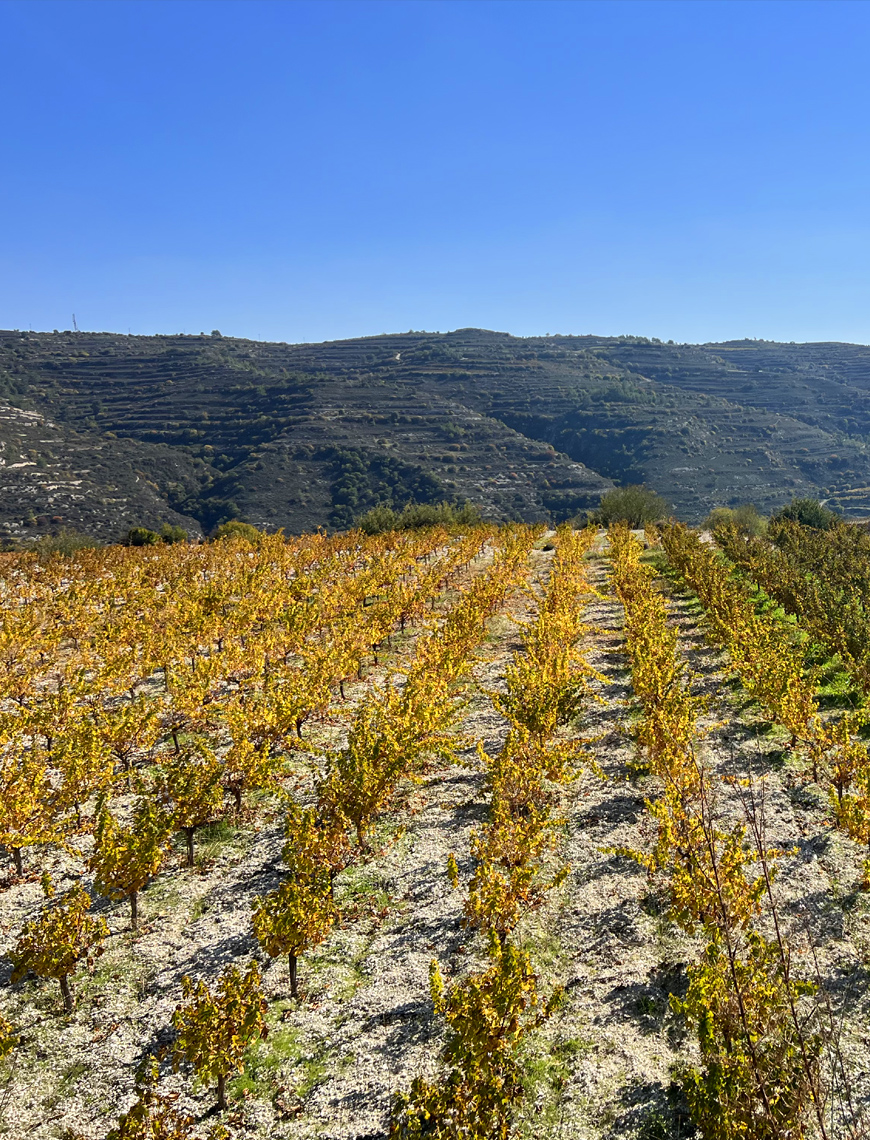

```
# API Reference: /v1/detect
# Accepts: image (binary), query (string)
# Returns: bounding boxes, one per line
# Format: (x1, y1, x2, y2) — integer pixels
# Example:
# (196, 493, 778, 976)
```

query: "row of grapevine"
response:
(767, 517, 870, 601)
(252, 525, 544, 1004)
(0, 524, 476, 731)
(715, 519, 870, 694)
(0, 527, 488, 883)
(0, 525, 535, 1133)
(609, 525, 824, 1140)
(392, 525, 599, 1139)
(0, 525, 506, 1126)
(659, 522, 870, 854)
(0, 528, 417, 696)
(91, 524, 539, 1128)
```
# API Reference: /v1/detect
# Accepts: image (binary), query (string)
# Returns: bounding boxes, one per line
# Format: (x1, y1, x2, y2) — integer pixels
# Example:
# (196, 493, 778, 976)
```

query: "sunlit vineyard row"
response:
(1, 517, 870, 1139)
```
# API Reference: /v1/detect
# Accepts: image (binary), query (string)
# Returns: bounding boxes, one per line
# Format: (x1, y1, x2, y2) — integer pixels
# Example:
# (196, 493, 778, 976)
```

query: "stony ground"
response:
(2, 537, 870, 1139)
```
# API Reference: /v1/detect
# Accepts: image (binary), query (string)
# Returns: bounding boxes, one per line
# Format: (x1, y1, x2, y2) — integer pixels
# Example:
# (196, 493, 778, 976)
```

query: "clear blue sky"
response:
(3, 0, 870, 345)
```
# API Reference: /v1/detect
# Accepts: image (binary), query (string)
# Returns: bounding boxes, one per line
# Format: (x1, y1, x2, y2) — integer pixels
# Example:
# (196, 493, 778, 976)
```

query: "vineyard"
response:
(2, 521, 870, 1139)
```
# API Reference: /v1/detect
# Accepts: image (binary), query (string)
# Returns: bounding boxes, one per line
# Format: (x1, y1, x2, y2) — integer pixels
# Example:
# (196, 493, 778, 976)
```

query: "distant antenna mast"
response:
(72, 314, 79, 332)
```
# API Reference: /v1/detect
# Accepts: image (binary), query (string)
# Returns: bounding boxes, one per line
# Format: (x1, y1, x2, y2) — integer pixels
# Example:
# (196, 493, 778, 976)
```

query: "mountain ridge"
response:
(1, 326, 868, 540)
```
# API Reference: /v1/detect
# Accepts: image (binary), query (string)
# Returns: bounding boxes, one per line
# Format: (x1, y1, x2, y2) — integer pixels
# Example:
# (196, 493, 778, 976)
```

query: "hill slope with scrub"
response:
(2, 327, 870, 539)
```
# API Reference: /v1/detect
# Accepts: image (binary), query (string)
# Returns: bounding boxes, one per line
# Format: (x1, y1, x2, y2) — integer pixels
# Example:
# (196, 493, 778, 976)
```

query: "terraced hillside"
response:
(0, 401, 203, 542)
(2, 327, 870, 539)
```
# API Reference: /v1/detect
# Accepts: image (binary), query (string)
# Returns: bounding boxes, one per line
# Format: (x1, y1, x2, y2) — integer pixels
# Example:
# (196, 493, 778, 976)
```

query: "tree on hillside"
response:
(773, 497, 840, 531)
(596, 485, 669, 528)
(159, 523, 188, 544)
(358, 500, 483, 534)
(211, 519, 262, 542)
(703, 504, 766, 536)
(34, 529, 102, 558)
(125, 527, 161, 547)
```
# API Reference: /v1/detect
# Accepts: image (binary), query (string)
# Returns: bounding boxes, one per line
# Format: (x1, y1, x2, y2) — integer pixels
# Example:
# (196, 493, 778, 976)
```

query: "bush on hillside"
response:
(356, 505, 399, 535)
(160, 523, 188, 544)
(125, 524, 190, 546)
(357, 500, 483, 535)
(125, 527, 161, 547)
(773, 497, 840, 531)
(594, 485, 670, 528)
(703, 504, 766, 536)
(34, 529, 102, 558)
(211, 519, 263, 542)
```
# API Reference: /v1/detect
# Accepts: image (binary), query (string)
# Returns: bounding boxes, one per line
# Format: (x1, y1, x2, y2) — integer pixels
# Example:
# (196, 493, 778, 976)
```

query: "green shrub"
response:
(595, 485, 669, 528)
(125, 527, 161, 547)
(400, 500, 482, 529)
(33, 529, 102, 557)
(773, 497, 840, 531)
(159, 523, 188, 544)
(357, 505, 399, 534)
(211, 519, 263, 542)
(703, 504, 766, 536)
(357, 499, 483, 535)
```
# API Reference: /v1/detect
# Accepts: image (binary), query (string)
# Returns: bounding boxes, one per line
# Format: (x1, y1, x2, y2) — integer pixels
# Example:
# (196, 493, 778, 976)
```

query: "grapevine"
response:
(609, 525, 824, 1139)
(9, 875, 108, 1013)
(171, 960, 268, 1111)
(0, 513, 849, 1137)
(661, 521, 870, 850)
(394, 525, 596, 1137)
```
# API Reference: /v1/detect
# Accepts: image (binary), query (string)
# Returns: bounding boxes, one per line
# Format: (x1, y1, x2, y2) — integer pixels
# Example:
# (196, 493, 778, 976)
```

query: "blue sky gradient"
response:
(2, 0, 870, 344)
